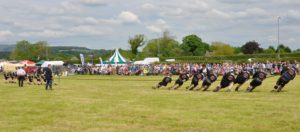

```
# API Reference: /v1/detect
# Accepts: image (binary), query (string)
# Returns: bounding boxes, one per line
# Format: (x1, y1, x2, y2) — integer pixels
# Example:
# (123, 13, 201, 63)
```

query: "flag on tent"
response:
(99, 57, 103, 65)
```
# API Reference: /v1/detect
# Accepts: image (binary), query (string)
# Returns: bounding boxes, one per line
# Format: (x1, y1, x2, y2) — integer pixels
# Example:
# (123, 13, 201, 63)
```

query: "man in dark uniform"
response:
(213, 72, 236, 92)
(44, 64, 53, 90)
(186, 72, 204, 91)
(272, 68, 296, 92)
(153, 73, 172, 89)
(27, 74, 34, 85)
(196, 72, 218, 91)
(9, 72, 17, 83)
(246, 70, 267, 92)
(3, 72, 9, 83)
(234, 70, 251, 91)
(168, 71, 189, 90)
(280, 63, 289, 75)
(35, 73, 43, 85)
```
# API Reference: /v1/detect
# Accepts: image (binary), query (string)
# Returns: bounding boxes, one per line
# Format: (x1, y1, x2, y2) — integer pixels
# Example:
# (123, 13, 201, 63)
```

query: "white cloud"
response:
(141, 3, 156, 10)
(19, 30, 68, 38)
(0, 30, 13, 40)
(84, 17, 99, 24)
(117, 11, 140, 24)
(284, 10, 300, 20)
(61, 1, 81, 12)
(0, 0, 300, 49)
(80, 0, 108, 6)
(69, 25, 111, 36)
(19, 25, 112, 38)
(146, 19, 168, 33)
(209, 9, 231, 18)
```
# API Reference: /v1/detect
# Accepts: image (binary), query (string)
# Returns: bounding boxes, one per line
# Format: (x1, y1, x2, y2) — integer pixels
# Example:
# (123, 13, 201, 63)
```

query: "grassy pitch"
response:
(0, 75, 300, 132)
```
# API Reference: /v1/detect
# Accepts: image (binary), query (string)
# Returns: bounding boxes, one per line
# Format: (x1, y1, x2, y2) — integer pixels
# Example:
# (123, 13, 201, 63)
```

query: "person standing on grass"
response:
(16, 67, 26, 87)
(44, 64, 53, 90)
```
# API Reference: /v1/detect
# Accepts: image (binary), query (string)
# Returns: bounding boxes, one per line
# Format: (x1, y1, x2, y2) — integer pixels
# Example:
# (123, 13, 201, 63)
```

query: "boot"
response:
(235, 86, 240, 91)
(213, 86, 221, 92)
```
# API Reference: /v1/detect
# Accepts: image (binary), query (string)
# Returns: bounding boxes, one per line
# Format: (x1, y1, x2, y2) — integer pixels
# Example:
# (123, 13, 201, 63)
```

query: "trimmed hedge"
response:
(161, 53, 300, 63)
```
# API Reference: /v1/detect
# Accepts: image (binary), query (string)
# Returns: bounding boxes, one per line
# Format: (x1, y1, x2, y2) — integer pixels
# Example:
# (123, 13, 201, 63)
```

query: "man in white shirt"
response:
(16, 67, 26, 87)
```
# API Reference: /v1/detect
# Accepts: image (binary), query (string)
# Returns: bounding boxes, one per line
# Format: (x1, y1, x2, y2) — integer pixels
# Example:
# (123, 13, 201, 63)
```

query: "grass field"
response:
(0, 75, 300, 132)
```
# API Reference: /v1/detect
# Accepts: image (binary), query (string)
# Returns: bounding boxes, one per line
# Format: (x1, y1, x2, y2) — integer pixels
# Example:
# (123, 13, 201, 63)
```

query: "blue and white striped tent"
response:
(107, 48, 128, 64)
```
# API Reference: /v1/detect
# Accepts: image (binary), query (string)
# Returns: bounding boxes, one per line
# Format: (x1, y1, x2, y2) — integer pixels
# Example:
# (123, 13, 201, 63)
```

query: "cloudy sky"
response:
(0, 0, 300, 50)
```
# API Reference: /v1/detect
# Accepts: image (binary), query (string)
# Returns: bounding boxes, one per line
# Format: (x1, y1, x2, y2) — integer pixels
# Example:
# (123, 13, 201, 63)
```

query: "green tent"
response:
(107, 49, 128, 64)
(36, 60, 45, 66)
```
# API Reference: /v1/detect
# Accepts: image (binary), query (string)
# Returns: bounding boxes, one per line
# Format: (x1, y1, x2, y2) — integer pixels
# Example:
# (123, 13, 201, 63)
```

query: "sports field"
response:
(0, 75, 300, 132)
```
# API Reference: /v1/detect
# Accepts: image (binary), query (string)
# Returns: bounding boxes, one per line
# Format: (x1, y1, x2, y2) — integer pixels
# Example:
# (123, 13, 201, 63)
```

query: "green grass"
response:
(0, 75, 300, 132)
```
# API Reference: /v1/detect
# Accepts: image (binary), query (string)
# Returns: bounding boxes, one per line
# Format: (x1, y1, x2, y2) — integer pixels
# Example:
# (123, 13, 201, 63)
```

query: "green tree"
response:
(264, 46, 276, 54)
(10, 40, 49, 61)
(128, 34, 145, 57)
(10, 40, 31, 60)
(241, 41, 263, 54)
(143, 32, 183, 57)
(31, 41, 48, 60)
(181, 34, 210, 56)
(276, 44, 292, 53)
(294, 49, 300, 53)
(211, 42, 234, 55)
(233, 47, 242, 54)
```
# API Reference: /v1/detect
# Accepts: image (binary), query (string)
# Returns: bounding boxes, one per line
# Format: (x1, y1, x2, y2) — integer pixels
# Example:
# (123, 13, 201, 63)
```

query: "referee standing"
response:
(43, 64, 53, 90)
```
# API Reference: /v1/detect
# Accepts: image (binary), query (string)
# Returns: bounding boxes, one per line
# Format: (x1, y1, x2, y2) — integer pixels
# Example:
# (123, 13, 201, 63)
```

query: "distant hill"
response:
(0, 45, 114, 60)
(50, 46, 112, 56)
(0, 44, 15, 52)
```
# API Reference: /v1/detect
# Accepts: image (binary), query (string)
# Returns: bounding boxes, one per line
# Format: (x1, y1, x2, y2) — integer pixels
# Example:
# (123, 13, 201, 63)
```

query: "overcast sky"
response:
(0, 0, 299, 50)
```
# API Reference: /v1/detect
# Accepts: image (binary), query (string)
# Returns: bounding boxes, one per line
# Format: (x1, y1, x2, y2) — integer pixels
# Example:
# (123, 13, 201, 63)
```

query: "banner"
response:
(99, 57, 103, 65)
(80, 54, 85, 66)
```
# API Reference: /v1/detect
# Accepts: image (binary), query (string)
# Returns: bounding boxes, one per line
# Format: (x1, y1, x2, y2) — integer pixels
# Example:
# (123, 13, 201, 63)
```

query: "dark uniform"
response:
(175, 73, 189, 86)
(4, 73, 9, 81)
(234, 71, 250, 91)
(213, 72, 236, 92)
(273, 69, 296, 92)
(246, 71, 267, 92)
(35, 74, 42, 85)
(187, 73, 204, 90)
(169, 73, 189, 90)
(153, 76, 172, 89)
(201, 73, 218, 91)
(43, 67, 53, 90)
(27, 74, 34, 85)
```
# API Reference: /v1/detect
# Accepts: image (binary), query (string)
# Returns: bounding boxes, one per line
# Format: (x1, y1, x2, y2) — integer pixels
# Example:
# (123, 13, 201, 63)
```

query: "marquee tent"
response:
(19, 60, 36, 67)
(1, 61, 16, 72)
(36, 60, 45, 66)
(133, 57, 159, 65)
(41, 61, 64, 67)
(107, 49, 128, 64)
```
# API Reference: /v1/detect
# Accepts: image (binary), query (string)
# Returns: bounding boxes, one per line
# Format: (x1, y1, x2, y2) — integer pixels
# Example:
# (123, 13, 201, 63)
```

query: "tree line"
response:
(5, 32, 300, 62)
(128, 31, 298, 60)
